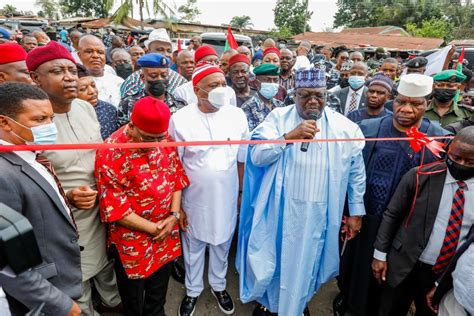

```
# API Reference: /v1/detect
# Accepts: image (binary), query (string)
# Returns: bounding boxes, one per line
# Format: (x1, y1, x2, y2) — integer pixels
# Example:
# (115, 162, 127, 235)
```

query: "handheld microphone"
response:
(300, 113, 319, 152)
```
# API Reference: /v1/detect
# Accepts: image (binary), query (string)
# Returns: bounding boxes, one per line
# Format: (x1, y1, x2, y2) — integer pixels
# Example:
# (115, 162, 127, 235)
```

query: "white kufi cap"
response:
(397, 73, 433, 98)
(145, 28, 171, 48)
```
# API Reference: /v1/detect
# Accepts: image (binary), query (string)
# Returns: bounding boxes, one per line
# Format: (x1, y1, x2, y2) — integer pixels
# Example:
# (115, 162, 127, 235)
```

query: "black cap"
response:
(406, 56, 428, 69)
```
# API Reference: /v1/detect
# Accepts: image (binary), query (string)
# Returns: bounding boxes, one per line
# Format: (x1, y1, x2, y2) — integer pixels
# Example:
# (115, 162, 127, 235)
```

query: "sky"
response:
(0, 0, 338, 31)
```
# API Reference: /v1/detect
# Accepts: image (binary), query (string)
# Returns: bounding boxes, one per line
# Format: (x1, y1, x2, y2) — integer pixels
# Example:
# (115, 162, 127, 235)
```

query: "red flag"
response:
(226, 27, 239, 50)
(177, 35, 182, 53)
(455, 47, 464, 71)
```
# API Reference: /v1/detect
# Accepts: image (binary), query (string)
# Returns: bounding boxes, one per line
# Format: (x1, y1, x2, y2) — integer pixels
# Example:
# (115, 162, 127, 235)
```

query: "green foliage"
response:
(333, 0, 474, 40)
(273, 0, 312, 36)
(229, 15, 253, 29)
(268, 26, 293, 39)
(59, 0, 113, 18)
(406, 18, 453, 41)
(0, 4, 20, 16)
(111, 0, 176, 28)
(178, 0, 201, 23)
(35, 0, 59, 19)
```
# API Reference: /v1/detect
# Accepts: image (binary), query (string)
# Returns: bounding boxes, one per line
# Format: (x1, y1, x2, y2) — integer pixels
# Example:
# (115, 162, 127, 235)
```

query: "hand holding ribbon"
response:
(406, 126, 447, 158)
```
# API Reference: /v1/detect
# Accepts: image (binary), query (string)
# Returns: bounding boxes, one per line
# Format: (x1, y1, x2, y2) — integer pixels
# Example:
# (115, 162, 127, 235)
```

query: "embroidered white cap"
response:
(397, 73, 433, 98)
(145, 28, 171, 48)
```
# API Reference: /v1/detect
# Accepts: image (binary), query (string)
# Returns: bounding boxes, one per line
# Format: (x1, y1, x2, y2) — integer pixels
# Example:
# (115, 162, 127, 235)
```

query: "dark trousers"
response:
(379, 261, 437, 316)
(111, 246, 172, 316)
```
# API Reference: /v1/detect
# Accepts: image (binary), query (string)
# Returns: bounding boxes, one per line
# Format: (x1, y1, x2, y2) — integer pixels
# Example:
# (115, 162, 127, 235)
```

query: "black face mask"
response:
(339, 77, 350, 89)
(115, 63, 133, 80)
(433, 88, 457, 103)
(446, 156, 474, 181)
(147, 80, 168, 97)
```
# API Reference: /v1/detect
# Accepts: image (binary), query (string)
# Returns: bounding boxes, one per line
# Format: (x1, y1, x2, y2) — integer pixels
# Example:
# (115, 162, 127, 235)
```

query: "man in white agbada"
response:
(78, 35, 124, 107)
(236, 68, 366, 316)
(169, 64, 249, 316)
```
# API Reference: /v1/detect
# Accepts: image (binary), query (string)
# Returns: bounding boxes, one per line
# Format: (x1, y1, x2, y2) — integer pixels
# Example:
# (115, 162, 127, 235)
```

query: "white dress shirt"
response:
(344, 87, 363, 116)
(0, 140, 71, 216)
(374, 171, 474, 262)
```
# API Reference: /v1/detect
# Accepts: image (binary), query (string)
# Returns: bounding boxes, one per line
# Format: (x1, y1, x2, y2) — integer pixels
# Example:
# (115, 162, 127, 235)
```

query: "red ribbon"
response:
(406, 126, 447, 158)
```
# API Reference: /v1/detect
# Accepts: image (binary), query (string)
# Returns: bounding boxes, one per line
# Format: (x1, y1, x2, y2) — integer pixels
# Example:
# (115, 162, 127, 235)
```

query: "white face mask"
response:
(207, 86, 229, 109)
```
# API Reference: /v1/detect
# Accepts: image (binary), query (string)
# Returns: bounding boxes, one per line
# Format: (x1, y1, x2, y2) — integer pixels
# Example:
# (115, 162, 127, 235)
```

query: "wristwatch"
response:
(170, 212, 180, 221)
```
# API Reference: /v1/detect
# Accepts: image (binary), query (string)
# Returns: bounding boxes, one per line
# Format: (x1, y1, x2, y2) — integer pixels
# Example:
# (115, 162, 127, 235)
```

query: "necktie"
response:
(347, 91, 358, 114)
(35, 154, 78, 231)
(432, 180, 466, 274)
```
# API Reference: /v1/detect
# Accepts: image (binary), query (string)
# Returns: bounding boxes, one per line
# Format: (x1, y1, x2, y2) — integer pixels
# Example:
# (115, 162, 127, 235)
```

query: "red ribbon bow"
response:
(406, 126, 446, 158)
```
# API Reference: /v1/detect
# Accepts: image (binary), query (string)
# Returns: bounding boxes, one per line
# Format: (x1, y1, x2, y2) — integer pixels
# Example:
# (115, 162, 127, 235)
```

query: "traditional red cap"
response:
(194, 45, 218, 63)
(263, 47, 281, 58)
(229, 53, 250, 67)
(0, 43, 27, 65)
(131, 97, 171, 134)
(192, 64, 224, 86)
(26, 41, 76, 71)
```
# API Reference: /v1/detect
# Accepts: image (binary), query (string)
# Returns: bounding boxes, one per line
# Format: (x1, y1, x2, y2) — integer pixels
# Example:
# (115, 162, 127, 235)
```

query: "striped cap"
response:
(192, 63, 224, 86)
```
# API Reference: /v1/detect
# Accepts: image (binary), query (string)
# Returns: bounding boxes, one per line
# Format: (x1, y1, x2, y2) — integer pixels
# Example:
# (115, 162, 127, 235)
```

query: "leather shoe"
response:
(252, 304, 277, 316)
(332, 292, 346, 316)
(171, 260, 185, 284)
(211, 289, 235, 314)
(178, 295, 198, 316)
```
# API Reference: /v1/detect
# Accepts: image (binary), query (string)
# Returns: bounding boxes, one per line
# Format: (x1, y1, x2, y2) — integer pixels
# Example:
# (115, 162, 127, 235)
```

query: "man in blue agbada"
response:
(236, 68, 367, 315)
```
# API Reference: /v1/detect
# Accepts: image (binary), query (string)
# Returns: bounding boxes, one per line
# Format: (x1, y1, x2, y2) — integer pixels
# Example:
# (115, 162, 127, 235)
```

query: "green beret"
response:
(253, 63, 280, 76)
(433, 69, 466, 83)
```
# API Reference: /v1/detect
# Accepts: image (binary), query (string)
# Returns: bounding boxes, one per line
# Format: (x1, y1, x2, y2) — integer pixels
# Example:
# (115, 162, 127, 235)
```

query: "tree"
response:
(406, 18, 454, 41)
(35, 0, 59, 19)
(229, 15, 253, 29)
(0, 4, 20, 16)
(273, 0, 313, 36)
(59, 0, 113, 18)
(178, 0, 201, 23)
(111, 0, 176, 29)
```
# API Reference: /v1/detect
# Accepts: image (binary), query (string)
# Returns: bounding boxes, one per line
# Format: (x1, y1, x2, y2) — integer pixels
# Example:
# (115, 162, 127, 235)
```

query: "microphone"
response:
(300, 113, 319, 152)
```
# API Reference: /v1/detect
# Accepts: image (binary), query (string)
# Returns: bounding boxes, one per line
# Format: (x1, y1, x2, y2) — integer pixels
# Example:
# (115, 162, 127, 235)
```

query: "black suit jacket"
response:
(374, 162, 448, 288)
(432, 224, 474, 305)
(333, 86, 368, 115)
(0, 152, 82, 315)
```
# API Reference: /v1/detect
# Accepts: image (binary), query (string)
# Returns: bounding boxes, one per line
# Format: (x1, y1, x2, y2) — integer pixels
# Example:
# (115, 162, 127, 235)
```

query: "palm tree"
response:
(1, 4, 19, 16)
(229, 15, 254, 29)
(35, 0, 59, 19)
(111, 0, 176, 30)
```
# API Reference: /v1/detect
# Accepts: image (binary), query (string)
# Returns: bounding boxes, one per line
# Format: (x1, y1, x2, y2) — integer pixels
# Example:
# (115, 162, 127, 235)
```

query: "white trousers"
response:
(439, 289, 468, 316)
(181, 231, 233, 298)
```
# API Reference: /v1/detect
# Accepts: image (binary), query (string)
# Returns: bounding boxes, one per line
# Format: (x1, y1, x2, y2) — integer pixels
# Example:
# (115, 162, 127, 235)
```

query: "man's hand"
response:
(284, 120, 320, 141)
(153, 216, 178, 241)
(67, 301, 81, 316)
(345, 216, 362, 240)
(67, 186, 97, 209)
(426, 286, 439, 314)
(178, 208, 188, 232)
(372, 259, 388, 284)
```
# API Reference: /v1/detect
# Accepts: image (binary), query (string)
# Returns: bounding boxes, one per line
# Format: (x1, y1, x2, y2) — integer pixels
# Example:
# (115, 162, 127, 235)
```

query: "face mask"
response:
(115, 63, 133, 80)
(207, 86, 229, 109)
(339, 77, 350, 89)
(446, 156, 474, 181)
(147, 79, 168, 97)
(348, 76, 365, 90)
(10, 119, 57, 145)
(259, 82, 279, 99)
(433, 88, 457, 103)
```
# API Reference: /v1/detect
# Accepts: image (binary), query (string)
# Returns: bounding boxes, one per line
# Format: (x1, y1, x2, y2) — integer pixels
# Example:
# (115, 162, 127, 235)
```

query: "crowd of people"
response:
(0, 24, 473, 316)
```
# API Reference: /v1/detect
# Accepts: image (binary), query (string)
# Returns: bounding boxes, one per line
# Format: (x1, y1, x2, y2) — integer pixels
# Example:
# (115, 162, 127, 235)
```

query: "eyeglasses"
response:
(137, 130, 168, 143)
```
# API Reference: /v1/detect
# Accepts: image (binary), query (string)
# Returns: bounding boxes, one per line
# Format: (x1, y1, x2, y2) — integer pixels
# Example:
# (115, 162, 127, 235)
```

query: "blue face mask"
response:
(10, 119, 58, 145)
(348, 75, 365, 90)
(259, 82, 279, 100)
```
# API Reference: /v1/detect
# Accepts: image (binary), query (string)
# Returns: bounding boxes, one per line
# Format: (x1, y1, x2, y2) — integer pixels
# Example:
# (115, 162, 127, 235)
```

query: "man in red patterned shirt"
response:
(95, 97, 189, 316)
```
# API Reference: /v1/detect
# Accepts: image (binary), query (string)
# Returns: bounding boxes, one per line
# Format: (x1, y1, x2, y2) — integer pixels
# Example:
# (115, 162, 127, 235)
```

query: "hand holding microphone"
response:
(284, 113, 320, 151)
